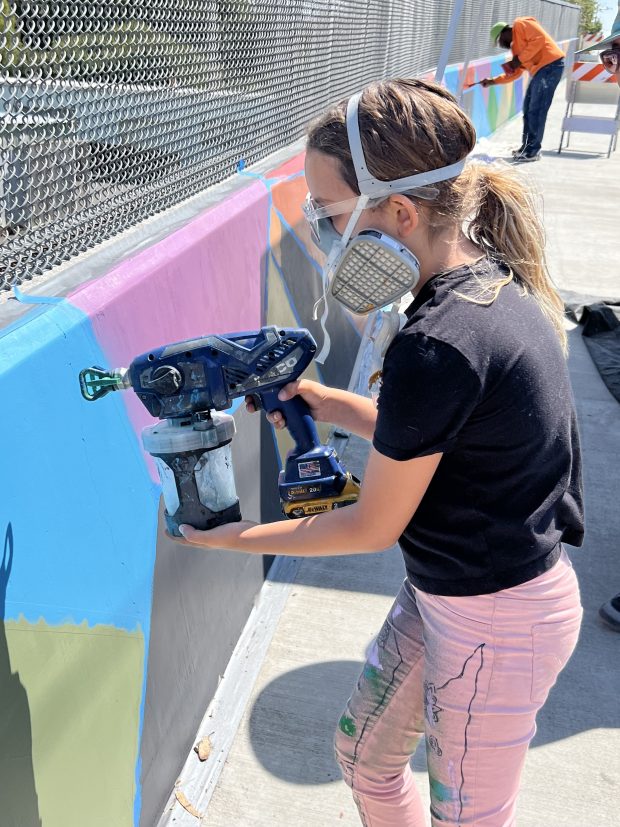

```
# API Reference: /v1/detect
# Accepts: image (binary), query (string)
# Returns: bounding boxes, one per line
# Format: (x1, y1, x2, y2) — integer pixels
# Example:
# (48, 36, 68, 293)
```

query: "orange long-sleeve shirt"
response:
(494, 17, 565, 85)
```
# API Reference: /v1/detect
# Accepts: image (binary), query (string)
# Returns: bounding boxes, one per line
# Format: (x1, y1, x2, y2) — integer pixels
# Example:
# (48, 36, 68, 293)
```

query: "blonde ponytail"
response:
(459, 163, 567, 355)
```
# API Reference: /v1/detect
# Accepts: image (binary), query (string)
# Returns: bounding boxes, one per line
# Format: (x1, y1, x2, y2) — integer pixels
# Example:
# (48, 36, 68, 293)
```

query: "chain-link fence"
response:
(0, 0, 579, 291)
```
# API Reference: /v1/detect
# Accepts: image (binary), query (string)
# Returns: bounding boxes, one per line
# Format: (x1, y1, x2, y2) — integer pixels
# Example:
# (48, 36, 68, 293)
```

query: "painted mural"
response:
(440, 53, 526, 138)
(0, 54, 541, 826)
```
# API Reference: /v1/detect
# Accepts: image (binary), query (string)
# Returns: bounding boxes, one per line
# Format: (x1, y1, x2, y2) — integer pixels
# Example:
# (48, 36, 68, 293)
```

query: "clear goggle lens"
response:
(301, 194, 381, 245)
(302, 186, 439, 244)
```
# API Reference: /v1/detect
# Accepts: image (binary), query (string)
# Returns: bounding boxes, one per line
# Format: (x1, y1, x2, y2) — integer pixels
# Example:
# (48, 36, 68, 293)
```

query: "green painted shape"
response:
(363, 663, 384, 698)
(338, 715, 356, 737)
(497, 84, 514, 129)
(429, 773, 456, 804)
(1, 618, 144, 827)
(487, 86, 499, 132)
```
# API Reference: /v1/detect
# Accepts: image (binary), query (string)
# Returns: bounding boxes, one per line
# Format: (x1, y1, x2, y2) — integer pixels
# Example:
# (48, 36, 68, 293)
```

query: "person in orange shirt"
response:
(481, 18, 565, 162)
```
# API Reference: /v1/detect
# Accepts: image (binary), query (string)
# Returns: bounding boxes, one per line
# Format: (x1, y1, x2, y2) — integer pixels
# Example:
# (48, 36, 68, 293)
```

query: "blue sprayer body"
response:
(123, 326, 356, 520)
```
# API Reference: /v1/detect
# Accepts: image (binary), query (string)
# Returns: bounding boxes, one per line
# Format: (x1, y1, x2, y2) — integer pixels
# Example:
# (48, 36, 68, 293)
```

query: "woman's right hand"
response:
(245, 379, 334, 430)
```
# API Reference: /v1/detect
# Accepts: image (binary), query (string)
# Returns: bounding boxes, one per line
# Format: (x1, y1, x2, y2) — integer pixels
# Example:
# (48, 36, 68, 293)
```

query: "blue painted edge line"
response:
(13, 285, 64, 305)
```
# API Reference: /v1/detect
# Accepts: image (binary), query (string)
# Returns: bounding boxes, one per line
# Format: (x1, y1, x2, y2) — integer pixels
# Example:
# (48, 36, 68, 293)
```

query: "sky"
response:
(599, 3, 619, 33)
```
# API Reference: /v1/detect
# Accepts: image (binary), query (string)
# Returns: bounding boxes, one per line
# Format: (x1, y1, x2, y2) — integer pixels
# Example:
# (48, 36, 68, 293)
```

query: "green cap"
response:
(490, 21, 509, 44)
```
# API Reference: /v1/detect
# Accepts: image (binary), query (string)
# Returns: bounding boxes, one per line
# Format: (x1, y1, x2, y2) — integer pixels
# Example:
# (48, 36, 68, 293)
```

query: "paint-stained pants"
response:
(334, 548, 582, 826)
(521, 59, 564, 156)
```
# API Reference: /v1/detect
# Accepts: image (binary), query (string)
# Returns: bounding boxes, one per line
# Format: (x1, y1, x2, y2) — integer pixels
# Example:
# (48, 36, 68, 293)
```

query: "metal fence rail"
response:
(0, 0, 579, 291)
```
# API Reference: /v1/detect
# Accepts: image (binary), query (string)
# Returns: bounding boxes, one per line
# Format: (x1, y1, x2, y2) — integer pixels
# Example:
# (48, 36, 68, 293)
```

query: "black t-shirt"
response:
(373, 259, 584, 596)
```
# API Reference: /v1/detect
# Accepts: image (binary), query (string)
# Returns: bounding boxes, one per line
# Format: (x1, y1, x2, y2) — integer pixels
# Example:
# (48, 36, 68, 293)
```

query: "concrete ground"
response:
(202, 88, 620, 826)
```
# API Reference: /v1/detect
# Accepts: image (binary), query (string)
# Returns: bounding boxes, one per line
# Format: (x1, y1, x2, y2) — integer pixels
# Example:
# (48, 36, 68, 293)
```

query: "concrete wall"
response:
(0, 55, 544, 827)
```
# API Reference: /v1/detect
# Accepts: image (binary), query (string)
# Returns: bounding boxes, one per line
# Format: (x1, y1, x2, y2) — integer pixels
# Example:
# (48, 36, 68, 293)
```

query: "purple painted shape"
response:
(69, 181, 269, 474)
(514, 80, 524, 113)
(469, 56, 493, 72)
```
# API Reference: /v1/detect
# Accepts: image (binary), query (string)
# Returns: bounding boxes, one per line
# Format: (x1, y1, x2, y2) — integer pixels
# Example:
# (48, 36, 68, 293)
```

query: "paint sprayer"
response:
(79, 326, 359, 536)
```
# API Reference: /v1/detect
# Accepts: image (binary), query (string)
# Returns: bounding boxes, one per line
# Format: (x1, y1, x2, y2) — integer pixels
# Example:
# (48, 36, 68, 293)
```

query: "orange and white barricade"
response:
(579, 31, 604, 50)
(559, 61, 620, 157)
(571, 62, 618, 83)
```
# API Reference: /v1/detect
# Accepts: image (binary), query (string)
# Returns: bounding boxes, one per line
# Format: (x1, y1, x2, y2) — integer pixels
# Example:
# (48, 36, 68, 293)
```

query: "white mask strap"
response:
(346, 92, 467, 197)
(313, 282, 331, 364)
(312, 193, 370, 363)
(340, 193, 370, 246)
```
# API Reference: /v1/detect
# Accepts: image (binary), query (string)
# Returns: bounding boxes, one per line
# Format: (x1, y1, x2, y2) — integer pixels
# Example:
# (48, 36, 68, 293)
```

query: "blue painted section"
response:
(514, 78, 525, 114)
(0, 299, 161, 824)
(0, 300, 160, 630)
(471, 86, 492, 139)
(13, 285, 64, 305)
(444, 65, 460, 96)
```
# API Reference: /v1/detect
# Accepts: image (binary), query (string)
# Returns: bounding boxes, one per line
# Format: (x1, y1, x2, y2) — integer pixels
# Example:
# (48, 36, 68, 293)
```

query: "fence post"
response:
(435, 0, 466, 85)
(457, 1, 489, 104)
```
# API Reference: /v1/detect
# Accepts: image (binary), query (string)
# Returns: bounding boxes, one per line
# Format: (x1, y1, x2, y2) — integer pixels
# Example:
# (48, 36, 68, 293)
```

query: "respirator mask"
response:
(303, 91, 467, 359)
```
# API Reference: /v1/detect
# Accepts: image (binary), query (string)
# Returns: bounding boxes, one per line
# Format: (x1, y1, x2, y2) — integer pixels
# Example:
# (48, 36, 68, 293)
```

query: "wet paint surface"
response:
(339, 715, 357, 737)
(0, 303, 159, 823)
(429, 774, 456, 803)
(3, 618, 144, 827)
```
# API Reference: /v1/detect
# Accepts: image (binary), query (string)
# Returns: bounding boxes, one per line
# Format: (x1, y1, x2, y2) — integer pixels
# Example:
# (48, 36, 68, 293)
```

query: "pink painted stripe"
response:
(69, 181, 267, 350)
(267, 151, 306, 179)
(69, 180, 270, 477)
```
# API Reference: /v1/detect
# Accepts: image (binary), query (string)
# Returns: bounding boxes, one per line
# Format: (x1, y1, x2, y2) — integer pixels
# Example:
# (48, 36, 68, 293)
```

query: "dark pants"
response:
(522, 58, 564, 156)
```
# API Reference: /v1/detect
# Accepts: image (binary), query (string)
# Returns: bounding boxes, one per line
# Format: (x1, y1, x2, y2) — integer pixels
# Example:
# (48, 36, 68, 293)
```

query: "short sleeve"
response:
(373, 333, 482, 460)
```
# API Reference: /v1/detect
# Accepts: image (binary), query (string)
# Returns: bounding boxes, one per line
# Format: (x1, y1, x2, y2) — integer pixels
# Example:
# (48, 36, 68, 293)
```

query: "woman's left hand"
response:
(173, 520, 259, 549)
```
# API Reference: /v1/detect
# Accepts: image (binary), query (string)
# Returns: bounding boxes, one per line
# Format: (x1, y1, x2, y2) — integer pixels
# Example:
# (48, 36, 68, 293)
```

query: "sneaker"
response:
(511, 146, 525, 157)
(599, 593, 620, 631)
(512, 151, 541, 163)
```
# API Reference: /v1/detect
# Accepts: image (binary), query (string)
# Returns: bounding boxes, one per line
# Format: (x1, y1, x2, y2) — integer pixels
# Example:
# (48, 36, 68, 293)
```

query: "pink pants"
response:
(335, 548, 582, 826)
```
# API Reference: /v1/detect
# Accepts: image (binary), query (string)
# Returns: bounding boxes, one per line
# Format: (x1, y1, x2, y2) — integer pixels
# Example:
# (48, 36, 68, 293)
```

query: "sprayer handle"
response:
(258, 388, 320, 457)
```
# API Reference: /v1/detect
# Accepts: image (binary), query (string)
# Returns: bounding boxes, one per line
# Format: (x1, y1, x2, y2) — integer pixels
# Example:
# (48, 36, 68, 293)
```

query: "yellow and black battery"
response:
(282, 473, 361, 519)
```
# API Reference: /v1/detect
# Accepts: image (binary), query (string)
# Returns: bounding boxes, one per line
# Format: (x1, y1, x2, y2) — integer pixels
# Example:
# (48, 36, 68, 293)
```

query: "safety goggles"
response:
(600, 47, 620, 74)
(302, 186, 438, 246)
(302, 194, 383, 245)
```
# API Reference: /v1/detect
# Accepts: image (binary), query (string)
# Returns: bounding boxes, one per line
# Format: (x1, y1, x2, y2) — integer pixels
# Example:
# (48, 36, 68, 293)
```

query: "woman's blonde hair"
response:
(306, 78, 567, 353)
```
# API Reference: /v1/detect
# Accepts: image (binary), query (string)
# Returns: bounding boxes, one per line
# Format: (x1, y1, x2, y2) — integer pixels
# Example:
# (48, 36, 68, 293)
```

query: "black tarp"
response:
(564, 292, 620, 404)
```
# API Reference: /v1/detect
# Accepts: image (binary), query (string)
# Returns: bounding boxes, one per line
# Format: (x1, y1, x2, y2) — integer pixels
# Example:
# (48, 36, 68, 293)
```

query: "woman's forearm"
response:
(197, 503, 383, 557)
(326, 389, 377, 441)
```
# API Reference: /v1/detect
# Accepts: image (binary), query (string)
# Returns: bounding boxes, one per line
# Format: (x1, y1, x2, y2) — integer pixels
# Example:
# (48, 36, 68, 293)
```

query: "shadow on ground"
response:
(545, 148, 610, 160)
(248, 660, 363, 785)
(250, 556, 619, 788)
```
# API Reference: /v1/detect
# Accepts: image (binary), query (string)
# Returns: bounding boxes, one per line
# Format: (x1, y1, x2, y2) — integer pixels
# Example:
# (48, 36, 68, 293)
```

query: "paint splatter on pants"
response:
(522, 58, 564, 156)
(335, 548, 582, 826)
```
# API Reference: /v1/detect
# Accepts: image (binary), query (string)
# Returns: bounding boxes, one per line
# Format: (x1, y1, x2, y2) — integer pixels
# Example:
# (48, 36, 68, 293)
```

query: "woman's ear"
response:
(390, 195, 419, 239)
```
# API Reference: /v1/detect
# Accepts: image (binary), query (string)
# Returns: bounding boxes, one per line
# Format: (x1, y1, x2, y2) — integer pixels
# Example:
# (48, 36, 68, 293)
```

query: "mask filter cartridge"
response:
(330, 229, 421, 314)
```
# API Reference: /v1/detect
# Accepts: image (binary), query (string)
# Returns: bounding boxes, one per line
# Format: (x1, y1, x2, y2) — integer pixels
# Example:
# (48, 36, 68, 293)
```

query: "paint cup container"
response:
(142, 412, 241, 537)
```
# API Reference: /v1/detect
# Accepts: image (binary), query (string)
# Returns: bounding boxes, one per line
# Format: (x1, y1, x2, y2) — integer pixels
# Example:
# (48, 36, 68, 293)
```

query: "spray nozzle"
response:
(79, 366, 129, 401)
